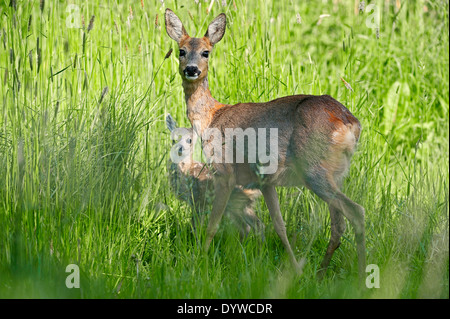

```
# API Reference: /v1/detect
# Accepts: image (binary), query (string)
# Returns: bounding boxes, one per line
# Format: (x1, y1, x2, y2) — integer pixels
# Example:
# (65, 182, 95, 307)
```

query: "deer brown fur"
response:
(165, 8, 365, 278)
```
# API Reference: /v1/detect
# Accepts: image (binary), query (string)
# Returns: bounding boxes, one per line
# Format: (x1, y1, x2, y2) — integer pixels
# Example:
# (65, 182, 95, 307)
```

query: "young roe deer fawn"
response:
(166, 114, 264, 240)
(165, 9, 365, 278)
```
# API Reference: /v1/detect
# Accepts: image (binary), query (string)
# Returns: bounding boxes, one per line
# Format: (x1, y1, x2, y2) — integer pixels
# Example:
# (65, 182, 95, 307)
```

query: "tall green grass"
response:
(0, 0, 448, 298)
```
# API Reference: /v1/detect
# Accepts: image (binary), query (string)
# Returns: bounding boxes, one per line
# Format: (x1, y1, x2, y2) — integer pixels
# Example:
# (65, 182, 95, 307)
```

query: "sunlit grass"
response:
(0, 0, 448, 298)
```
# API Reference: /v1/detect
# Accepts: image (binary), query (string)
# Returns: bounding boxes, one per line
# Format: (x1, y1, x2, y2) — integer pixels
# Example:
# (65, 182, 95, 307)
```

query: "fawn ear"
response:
(205, 13, 226, 45)
(166, 114, 178, 132)
(165, 9, 189, 43)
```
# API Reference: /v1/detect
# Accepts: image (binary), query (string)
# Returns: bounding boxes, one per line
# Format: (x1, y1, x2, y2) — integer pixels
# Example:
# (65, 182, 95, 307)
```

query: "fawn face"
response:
(165, 9, 226, 82)
(166, 114, 194, 165)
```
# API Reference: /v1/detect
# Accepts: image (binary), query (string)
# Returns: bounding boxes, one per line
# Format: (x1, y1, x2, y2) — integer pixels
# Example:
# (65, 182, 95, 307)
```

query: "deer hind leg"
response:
(317, 205, 346, 279)
(333, 192, 365, 281)
(262, 185, 303, 274)
(305, 169, 365, 279)
(204, 175, 235, 251)
(317, 172, 347, 278)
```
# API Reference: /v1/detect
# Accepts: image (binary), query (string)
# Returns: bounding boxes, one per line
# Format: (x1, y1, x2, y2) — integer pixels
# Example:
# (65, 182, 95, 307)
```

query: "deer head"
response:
(165, 9, 226, 83)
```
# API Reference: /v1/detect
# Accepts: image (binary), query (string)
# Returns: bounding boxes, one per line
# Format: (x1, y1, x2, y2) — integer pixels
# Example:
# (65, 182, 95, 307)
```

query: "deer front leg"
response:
(204, 175, 235, 251)
(262, 186, 303, 274)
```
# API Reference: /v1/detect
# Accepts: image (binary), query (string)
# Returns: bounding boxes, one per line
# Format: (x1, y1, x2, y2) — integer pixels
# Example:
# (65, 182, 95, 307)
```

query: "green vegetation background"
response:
(0, 0, 448, 298)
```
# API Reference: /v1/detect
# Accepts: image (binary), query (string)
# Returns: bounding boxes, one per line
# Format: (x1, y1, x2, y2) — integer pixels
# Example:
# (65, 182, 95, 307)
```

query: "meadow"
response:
(0, 0, 448, 298)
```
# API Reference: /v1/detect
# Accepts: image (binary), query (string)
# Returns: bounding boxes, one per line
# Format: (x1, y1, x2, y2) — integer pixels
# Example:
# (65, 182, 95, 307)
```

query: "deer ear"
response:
(165, 9, 189, 43)
(205, 13, 226, 45)
(166, 114, 178, 132)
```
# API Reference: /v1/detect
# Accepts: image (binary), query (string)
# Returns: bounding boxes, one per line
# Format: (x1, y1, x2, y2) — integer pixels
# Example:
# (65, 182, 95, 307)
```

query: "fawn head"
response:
(165, 9, 226, 82)
(166, 114, 194, 164)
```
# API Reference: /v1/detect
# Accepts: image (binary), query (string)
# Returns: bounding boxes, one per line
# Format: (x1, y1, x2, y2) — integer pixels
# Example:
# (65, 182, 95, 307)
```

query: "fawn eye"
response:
(179, 49, 186, 57)
(202, 51, 209, 58)
(186, 138, 192, 144)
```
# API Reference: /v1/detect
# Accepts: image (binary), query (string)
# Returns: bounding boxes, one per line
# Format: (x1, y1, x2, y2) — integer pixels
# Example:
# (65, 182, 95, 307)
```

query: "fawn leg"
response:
(204, 175, 234, 251)
(317, 205, 346, 278)
(234, 208, 266, 242)
(242, 208, 265, 242)
(226, 207, 251, 240)
(227, 202, 265, 241)
(262, 185, 302, 274)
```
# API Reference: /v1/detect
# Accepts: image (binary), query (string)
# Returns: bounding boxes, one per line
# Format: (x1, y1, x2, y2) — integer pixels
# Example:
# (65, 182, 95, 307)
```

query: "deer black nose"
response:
(184, 66, 201, 76)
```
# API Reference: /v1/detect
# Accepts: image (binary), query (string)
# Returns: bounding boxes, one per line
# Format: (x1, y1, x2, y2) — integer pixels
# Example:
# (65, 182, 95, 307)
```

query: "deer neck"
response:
(182, 76, 225, 136)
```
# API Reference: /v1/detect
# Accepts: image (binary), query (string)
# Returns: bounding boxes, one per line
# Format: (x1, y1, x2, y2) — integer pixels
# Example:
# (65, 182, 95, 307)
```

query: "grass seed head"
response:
(14, 68, 21, 92)
(28, 14, 32, 31)
(54, 101, 59, 121)
(10, 0, 17, 10)
(3, 69, 8, 85)
(9, 48, 14, 65)
(359, 1, 365, 13)
(2, 29, 6, 49)
(82, 32, 86, 53)
(340, 77, 354, 91)
(28, 50, 33, 71)
(99, 86, 109, 104)
(87, 15, 95, 32)
(129, 6, 134, 20)
(37, 38, 41, 73)
(165, 48, 173, 59)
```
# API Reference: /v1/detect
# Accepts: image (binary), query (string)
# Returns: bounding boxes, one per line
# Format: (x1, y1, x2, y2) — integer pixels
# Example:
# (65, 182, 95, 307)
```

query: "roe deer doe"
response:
(165, 9, 365, 278)
(166, 114, 264, 241)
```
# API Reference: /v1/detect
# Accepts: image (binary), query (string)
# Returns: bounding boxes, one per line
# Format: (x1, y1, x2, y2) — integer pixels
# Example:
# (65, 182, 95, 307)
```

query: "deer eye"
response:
(179, 49, 186, 57)
(202, 51, 209, 58)
(186, 138, 192, 144)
